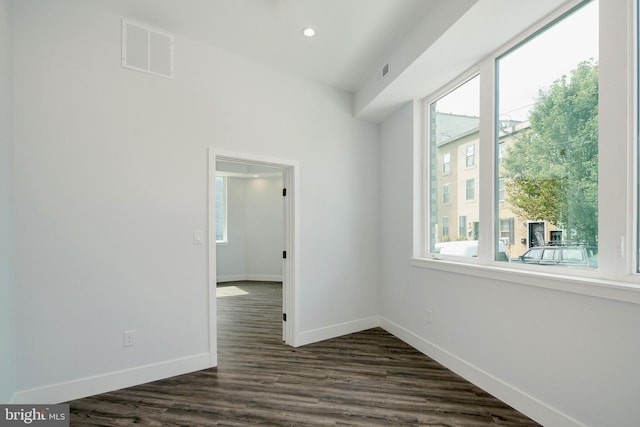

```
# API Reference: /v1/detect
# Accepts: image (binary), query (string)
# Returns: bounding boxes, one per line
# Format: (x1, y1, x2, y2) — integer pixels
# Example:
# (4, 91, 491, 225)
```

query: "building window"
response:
(465, 178, 475, 201)
(458, 215, 467, 239)
(428, 75, 480, 255)
(443, 183, 451, 204)
(443, 152, 451, 175)
(496, 0, 598, 266)
(215, 176, 227, 242)
(500, 218, 515, 245)
(465, 144, 475, 167)
(442, 216, 450, 240)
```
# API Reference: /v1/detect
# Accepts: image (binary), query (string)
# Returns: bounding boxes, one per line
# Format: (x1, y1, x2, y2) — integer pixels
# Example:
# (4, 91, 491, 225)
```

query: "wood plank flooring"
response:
(69, 281, 540, 426)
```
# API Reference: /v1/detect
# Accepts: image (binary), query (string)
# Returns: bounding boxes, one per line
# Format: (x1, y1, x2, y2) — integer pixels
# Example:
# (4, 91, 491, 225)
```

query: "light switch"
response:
(193, 230, 204, 245)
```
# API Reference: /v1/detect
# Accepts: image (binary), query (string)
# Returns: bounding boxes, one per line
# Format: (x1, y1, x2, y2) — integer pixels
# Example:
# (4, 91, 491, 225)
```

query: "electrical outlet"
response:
(123, 330, 136, 347)
(426, 309, 433, 324)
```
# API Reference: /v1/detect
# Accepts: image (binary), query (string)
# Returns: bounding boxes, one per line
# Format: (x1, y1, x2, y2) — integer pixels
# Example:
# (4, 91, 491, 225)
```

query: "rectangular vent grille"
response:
(122, 20, 174, 79)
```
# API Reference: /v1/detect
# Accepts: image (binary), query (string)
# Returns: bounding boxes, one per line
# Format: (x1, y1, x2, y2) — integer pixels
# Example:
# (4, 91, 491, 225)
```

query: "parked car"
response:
(517, 245, 597, 268)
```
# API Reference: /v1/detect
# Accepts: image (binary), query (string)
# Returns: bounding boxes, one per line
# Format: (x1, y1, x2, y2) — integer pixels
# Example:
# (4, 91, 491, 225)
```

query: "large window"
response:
(428, 75, 480, 256)
(426, 0, 606, 271)
(215, 176, 227, 242)
(496, 0, 598, 268)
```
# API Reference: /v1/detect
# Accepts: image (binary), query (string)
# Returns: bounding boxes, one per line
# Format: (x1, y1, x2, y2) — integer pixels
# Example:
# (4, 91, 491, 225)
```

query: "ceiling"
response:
(76, 0, 438, 93)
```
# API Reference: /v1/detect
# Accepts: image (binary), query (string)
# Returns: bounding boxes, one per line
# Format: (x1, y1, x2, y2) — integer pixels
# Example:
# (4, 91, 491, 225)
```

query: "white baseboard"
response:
(295, 316, 379, 347)
(379, 317, 585, 427)
(217, 274, 282, 283)
(12, 353, 211, 404)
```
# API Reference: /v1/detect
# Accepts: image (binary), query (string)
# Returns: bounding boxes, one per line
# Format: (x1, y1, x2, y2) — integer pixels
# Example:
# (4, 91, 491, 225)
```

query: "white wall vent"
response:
(122, 20, 174, 79)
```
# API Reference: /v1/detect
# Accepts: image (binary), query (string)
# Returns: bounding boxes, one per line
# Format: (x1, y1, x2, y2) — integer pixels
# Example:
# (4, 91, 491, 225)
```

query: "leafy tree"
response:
(502, 60, 598, 244)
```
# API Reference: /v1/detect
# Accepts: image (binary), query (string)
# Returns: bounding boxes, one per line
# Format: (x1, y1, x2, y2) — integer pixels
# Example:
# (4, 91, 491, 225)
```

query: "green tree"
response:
(502, 60, 598, 244)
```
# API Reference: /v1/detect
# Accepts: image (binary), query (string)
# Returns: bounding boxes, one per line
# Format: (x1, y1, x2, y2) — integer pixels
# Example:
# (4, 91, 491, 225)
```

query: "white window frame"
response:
(414, 0, 640, 305)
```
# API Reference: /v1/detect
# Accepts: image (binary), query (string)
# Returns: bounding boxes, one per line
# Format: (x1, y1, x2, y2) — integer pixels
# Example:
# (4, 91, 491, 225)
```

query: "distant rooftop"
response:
(433, 112, 526, 145)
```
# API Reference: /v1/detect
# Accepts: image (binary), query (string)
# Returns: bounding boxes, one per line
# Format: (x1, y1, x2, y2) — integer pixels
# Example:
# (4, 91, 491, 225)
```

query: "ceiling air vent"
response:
(122, 20, 174, 79)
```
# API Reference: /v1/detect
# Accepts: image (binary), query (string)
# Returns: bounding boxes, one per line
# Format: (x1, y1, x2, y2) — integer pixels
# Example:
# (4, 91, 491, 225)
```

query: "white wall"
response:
(380, 104, 640, 427)
(11, 0, 379, 402)
(217, 176, 284, 282)
(244, 177, 284, 280)
(0, 0, 16, 404)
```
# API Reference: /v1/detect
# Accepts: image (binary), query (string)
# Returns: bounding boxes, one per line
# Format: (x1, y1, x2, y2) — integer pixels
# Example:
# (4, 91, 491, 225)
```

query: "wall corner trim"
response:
(295, 316, 379, 347)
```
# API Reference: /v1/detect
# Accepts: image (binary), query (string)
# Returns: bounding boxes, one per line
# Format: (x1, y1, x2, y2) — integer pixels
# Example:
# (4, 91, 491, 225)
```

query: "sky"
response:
(435, 0, 599, 122)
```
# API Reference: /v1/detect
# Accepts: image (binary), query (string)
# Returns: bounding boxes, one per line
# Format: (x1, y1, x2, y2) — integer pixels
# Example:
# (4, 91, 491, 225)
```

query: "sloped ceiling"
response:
(76, 0, 570, 122)
(76, 0, 438, 93)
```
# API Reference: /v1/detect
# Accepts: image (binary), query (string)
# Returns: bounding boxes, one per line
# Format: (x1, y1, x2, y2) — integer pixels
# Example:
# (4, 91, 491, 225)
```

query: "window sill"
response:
(411, 257, 640, 305)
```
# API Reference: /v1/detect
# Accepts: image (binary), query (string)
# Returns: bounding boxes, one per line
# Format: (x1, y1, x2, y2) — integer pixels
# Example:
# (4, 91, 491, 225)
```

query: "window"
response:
(424, 1, 610, 272)
(215, 176, 227, 242)
(428, 75, 480, 255)
(500, 218, 515, 245)
(465, 179, 475, 201)
(465, 145, 475, 167)
(442, 216, 450, 240)
(443, 152, 451, 174)
(443, 183, 451, 204)
(458, 215, 467, 239)
(495, 0, 598, 267)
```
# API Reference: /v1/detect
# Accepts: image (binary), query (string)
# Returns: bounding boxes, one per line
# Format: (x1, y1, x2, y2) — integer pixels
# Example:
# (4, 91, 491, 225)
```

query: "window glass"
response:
(442, 216, 450, 239)
(428, 75, 480, 255)
(465, 179, 475, 201)
(215, 176, 227, 242)
(465, 145, 475, 167)
(443, 152, 451, 174)
(443, 184, 451, 204)
(496, 0, 598, 267)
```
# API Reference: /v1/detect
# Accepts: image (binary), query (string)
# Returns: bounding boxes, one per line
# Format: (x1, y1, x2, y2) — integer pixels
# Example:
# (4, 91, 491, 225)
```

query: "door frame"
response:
(207, 148, 299, 366)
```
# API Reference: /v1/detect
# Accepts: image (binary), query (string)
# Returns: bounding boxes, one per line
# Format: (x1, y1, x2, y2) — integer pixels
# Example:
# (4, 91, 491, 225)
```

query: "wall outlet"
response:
(425, 309, 433, 324)
(123, 330, 136, 347)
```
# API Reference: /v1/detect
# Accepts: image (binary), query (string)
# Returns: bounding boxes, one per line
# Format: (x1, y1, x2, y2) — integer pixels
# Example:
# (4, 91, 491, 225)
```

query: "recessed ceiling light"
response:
(302, 27, 316, 37)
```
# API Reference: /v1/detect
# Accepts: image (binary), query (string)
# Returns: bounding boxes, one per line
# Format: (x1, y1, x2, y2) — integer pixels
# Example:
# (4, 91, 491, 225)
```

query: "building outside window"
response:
(443, 152, 451, 174)
(458, 215, 467, 239)
(465, 144, 475, 167)
(442, 216, 450, 240)
(443, 183, 451, 204)
(465, 178, 475, 201)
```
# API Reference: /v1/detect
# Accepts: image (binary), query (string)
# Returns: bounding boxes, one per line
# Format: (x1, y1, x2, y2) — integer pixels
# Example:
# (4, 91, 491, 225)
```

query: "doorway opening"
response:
(208, 150, 297, 366)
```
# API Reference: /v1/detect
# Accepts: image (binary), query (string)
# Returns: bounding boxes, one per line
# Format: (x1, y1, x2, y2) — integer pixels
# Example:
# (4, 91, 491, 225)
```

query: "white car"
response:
(434, 240, 510, 261)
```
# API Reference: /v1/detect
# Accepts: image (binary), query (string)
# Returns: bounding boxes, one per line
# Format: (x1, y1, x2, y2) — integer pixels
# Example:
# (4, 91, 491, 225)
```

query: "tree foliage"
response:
(502, 60, 598, 244)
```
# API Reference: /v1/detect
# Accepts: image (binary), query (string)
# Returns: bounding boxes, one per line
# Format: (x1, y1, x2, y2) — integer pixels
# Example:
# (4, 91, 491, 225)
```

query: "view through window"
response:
(496, 0, 598, 269)
(429, 75, 480, 258)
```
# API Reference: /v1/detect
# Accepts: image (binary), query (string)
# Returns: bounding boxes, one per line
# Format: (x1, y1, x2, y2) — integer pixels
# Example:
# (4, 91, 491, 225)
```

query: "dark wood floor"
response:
(69, 281, 540, 426)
